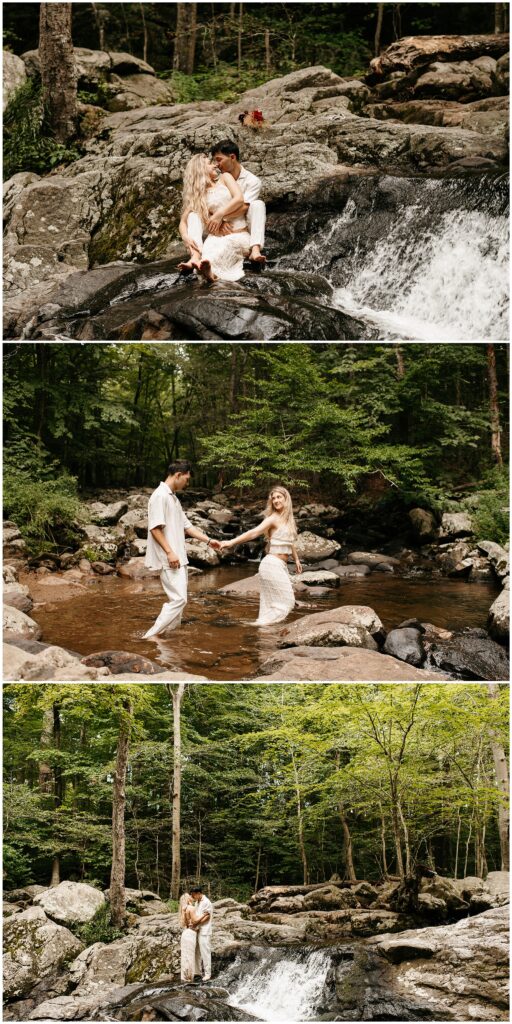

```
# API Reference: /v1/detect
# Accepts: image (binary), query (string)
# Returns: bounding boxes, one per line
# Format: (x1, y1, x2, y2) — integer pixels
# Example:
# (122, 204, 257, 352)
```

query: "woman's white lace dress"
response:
(180, 924, 198, 981)
(202, 182, 251, 281)
(255, 525, 296, 626)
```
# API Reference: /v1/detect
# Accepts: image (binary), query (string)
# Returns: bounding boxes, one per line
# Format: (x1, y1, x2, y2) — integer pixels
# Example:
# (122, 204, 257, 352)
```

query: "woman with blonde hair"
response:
(220, 486, 302, 625)
(179, 892, 201, 982)
(178, 154, 251, 282)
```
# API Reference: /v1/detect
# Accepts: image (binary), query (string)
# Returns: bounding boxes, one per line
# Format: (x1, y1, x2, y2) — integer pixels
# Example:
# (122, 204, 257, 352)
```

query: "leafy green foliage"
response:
(3, 79, 81, 181)
(3, 438, 84, 544)
(72, 903, 125, 945)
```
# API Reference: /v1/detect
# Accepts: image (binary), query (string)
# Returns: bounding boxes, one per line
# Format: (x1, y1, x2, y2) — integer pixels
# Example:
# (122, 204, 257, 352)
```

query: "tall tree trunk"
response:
(487, 683, 510, 869)
(264, 28, 271, 72)
(487, 343, 503, 466)
(379, 803, 389, 877)
(173, 3, 197, 74)
(110, 698, 132, 928)
(168, 683, 186, 899)
(394, 344, 405, 379)
(92, 2, 107, 49)
(374, 4, 385, 56)
(339, 802, 357, 881)
(494, 3, 507, 32)
(39, 3, 77, 143)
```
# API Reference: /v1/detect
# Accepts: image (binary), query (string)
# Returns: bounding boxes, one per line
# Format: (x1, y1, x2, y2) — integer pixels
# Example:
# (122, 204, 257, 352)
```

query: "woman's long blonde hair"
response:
(182, 154, 212, 227)
(179, 892, 191, 927)
(264, 486, 297, 540)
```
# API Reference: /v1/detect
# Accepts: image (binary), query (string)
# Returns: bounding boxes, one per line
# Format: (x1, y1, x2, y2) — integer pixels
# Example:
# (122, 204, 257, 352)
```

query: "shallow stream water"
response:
(31, 565, 498, 680)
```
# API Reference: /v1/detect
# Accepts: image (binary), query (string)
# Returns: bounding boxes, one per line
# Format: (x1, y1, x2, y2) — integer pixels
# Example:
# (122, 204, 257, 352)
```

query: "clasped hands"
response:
(206, 211, 234, 236)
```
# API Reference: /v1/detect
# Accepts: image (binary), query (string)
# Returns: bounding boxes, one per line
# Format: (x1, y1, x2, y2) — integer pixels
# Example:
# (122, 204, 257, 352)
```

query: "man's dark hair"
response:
(211, 139, 240, 160)
(167, 460, 192, 476)
(190, 885, 204, 894)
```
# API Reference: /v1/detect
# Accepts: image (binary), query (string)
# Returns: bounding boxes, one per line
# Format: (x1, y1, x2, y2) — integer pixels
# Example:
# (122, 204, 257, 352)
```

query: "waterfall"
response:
(284, 175, 509, 341)
(222, 948, 333, 1021)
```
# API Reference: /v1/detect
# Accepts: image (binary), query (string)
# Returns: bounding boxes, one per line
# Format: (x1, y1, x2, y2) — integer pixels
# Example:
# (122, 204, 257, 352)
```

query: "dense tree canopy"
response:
(4, 683, 509, 899)
(3, 343, 508, 545)
(4, 3, 502, 101)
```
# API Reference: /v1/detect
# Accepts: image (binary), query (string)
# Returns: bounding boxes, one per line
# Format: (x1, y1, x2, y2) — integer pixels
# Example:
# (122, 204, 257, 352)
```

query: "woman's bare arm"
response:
(222, 514, 278, 550)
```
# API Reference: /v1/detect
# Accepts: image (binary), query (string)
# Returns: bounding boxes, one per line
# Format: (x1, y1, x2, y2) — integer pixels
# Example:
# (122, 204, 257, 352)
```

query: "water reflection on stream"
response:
(31, 565, 499, 681)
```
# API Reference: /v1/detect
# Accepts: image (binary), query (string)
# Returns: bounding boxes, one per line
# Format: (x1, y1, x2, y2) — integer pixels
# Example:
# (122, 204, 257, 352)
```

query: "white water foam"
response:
(227, 950, 332, 1021)
(333, 202, 509, 340)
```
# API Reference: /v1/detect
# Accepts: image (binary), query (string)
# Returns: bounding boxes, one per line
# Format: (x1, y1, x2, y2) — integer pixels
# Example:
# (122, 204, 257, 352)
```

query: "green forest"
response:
(4, 3, 502, 96)
(3, 343, 509, 549)
(4, 683, 509, 908)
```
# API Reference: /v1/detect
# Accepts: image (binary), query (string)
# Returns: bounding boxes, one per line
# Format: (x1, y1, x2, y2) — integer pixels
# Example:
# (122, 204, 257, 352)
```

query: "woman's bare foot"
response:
(199, 259, 217, 282)
(177, 259, 200, 275)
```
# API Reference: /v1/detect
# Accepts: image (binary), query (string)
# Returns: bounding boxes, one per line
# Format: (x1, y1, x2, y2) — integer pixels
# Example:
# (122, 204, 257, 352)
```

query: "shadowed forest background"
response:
(3, 683, 509, 902)
(3, 343, 509, 553)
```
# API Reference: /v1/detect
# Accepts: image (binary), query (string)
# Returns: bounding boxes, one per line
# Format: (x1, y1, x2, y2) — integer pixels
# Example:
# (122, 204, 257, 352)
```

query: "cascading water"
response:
(219, 948, 334, 1021)
(283, 175, 509, 341)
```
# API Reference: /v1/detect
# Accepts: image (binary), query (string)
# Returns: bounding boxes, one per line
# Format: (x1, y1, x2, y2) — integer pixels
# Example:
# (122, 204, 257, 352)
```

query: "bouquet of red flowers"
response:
(238, 109, 265, 128)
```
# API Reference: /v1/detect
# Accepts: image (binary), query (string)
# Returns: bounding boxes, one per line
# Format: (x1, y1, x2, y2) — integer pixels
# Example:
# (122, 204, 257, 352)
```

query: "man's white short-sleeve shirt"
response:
(145, 482, 192, 570)
(238, 166, 261, 205)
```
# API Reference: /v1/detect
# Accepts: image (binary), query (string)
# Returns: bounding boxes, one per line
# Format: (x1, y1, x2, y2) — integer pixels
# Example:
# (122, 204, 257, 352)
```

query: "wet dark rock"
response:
(427, 626, 509, 680)
(81, 651, 166, 674)
(383, 627, 425, 666)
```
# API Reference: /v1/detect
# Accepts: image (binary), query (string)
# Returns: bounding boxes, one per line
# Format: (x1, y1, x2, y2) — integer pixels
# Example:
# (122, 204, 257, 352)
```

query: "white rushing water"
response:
(333, 203, 509, 340)
(227, 949, 332, 1021)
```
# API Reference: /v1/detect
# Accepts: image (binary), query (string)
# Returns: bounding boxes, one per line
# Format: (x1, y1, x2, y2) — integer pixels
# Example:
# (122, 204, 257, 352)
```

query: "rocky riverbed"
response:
(3, 33, 509, 341)
(3, 873, 509, 1021)
(2, 491, 509, 682)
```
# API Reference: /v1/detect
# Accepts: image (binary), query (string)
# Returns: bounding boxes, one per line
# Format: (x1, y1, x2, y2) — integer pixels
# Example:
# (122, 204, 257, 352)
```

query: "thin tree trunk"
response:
(339, 803, 357, 881)
(254, 843, 262, 893)
(379, 803, 389, 877)
(264, 28, 271, 72)
(168, 683, 186, 900)
(91, 3, 106, 50)
(397, 796, 411, 876)
(291, 750, 309, 885)
(454, 810, 462, 878)
(487, 682, 510, 869)
(395, 344, 405, 379)
(39, 3, 77, 143)
(374, 3, 385, 56)
(237, 3, 243, 73)
(494, 3, 506, 32)
(110, 698, 132, 928)
(139, 2, 148, 63)
(487, 343, 503, 466)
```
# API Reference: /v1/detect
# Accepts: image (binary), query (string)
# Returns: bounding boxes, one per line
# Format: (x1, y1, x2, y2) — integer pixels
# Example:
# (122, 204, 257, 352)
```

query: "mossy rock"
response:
(89, 173, 182, 265)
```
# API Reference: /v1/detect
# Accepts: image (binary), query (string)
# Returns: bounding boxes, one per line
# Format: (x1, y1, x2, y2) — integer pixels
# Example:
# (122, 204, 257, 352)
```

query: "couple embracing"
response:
(142, 460, 302, 640)
(177, 140, 266, 283)
(179, 885, 213, 983)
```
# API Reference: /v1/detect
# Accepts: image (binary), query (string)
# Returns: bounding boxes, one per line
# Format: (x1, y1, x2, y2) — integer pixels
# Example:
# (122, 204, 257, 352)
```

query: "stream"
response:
(30, 566, 499, 680)
(219, 947, 335, 1021)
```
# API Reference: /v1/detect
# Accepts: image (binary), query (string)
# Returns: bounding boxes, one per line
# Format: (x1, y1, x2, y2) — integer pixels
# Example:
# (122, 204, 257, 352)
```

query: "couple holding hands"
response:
(142, 460, 302, 639)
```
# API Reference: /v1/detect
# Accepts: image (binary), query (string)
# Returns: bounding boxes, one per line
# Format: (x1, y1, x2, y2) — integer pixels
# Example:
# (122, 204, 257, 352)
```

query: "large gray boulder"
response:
(361, 906, 509, 1022)
(408, 507, 436, 540)
(3, 582, 33, 614)
(277, 605, 385, 646)
(3, 643, 111, 681)
(3, 50, 27, 109)
(347, 551, 400, 568)
(439, 511, 473, 539)
(34, 882, 106, 926)
(88, 500, 129, 525)
(368, 34, 510, 79)
(488, 588, 509, 642)
(3, 605, 42, 642)
(3, 906, 84, 1000)
(295, 531, 341, 562)
(383, 627, 425, 666)
(427, 627, 509, 680)
(256, 646, 448, 681)
(278, 620, 377, 650)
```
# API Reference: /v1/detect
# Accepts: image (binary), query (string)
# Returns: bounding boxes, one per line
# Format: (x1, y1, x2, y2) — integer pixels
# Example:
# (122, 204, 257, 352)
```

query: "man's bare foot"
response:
(199, 259, 217, 282)
(249, 247, 266, 265)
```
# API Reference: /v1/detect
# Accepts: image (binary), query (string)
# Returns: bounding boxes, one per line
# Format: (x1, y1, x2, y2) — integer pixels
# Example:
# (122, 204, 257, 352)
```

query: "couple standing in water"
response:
(177, 140, 266, 283)
(142, 460, 302, 640)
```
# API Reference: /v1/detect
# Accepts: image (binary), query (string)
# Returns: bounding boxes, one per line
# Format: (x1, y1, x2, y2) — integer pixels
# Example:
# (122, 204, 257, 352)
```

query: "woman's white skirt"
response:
(255, 554, 295, 626)
(201, 230, 251, 281)
(180, 927, 197, 981)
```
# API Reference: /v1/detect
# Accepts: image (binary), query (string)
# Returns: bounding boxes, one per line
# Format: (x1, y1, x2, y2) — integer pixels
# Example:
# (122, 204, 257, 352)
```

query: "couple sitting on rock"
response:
(178, 140, 266, 283)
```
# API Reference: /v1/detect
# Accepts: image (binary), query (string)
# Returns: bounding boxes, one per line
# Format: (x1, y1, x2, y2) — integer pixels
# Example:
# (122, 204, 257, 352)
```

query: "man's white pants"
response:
(186, 199, 266, 251)
(143, 566, 187, 638)
(195, 931, 211, 980)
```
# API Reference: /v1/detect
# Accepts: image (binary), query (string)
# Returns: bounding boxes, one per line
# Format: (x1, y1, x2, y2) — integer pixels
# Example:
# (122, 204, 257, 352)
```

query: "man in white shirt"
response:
(142, 461, 221, 640)
(190, 885, 213, 982)
(210, 140, 266, 266)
